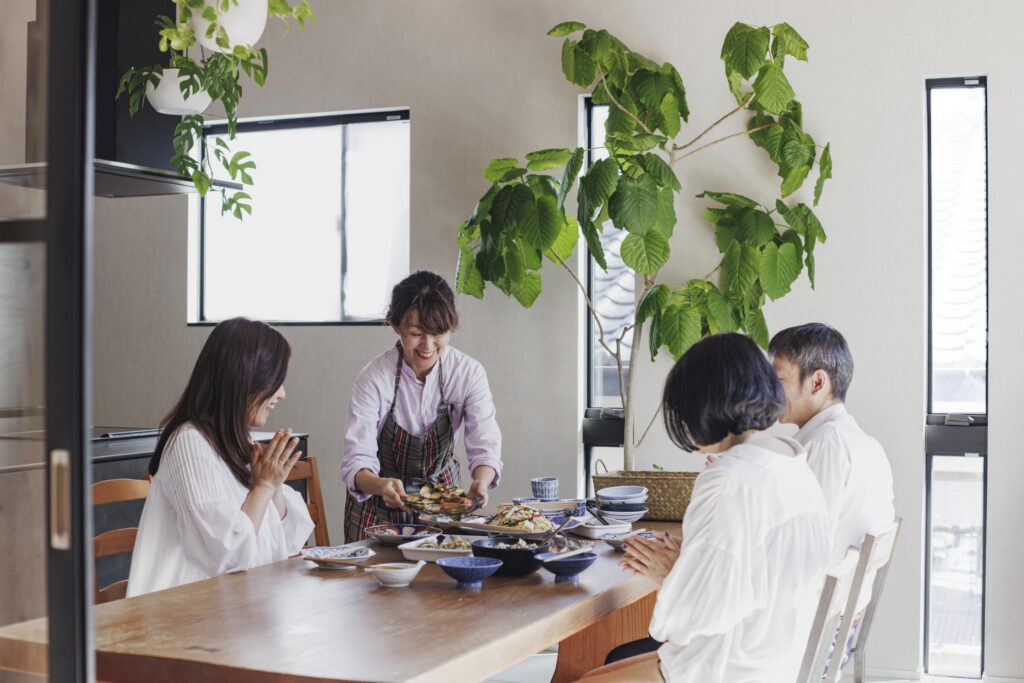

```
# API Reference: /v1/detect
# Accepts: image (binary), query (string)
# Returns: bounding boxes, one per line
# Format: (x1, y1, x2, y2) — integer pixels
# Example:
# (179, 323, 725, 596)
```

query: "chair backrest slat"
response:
(797, 548, 861, 683)
(91, 478, 151, 604)
(285, 456, 330, 547)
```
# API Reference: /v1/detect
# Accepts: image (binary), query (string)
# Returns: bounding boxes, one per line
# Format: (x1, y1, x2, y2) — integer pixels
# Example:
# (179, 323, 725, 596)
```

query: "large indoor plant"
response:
(116, 0, 315, 218)
(455, 21, 832, 473)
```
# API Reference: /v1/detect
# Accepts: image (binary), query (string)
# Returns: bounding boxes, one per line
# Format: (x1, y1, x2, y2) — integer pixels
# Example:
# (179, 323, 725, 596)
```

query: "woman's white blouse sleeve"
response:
(159, 429, 264, 576)
(280, 484, 315, 553)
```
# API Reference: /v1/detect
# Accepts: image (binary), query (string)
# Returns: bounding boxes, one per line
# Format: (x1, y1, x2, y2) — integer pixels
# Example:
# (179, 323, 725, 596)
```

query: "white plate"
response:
(301, 542, 376, 570)
(398, 534, 475, 562)
(568, 521, 632, 539)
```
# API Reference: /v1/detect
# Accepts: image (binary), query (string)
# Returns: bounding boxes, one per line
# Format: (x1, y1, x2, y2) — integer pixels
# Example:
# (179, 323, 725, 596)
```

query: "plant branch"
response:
(598, 72, 654, 136)
(635, 400, 663, 448)
(548, 248, 627, 410)
(672, 94, 754, 156)
(702, 264, 721, 281)
(672, 123, 774, 164)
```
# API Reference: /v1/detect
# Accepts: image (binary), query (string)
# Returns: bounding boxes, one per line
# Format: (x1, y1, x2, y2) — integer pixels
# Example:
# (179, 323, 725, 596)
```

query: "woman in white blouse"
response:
(127, 318, 314, 597)
(581, 333, 832, 683)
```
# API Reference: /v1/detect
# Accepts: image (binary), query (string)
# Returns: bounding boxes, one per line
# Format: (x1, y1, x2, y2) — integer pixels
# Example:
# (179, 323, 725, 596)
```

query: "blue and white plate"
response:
(302, 544, 376, 570)
(364, 524, 442, 546)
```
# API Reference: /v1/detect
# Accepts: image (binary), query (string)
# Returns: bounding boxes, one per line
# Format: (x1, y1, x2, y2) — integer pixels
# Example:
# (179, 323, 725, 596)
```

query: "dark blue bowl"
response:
(436, 556, 503, 589)
(472, 537, 550, 577)
(541, 552, 598, 583)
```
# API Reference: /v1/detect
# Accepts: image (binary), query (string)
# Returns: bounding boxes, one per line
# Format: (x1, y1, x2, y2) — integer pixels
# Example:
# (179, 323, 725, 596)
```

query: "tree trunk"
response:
(622, 320, 643, 470)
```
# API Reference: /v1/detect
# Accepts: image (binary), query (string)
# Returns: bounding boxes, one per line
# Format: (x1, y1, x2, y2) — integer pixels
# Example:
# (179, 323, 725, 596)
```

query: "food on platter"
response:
(420, 537, 473, 551)
(492, 538, 541, 550)
(485, 504, 554, 532)
(405, 484, 479, 517)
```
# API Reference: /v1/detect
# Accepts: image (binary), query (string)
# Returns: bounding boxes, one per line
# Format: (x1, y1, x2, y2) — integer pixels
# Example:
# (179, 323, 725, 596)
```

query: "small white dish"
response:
(603, 530, 655, 551)
(302, 544, 376, 570)
(596, 485, 648, 501)
(569, 520, 632, 539)
(366, 561, 425, 587)
(399, 535, 475, 562)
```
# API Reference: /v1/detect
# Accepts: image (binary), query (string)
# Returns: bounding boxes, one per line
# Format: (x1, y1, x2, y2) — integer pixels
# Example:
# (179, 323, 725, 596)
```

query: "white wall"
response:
(92, 1, 1024, 678)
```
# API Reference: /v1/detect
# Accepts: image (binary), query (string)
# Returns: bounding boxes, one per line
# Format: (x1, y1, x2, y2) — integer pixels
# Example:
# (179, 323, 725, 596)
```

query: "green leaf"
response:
(547, 215, 579, 262)
(750, 121, 784, 163)
(548, 21, 586, 37)
(581, 157, 620, 211)
(771, 23, 809, 62)
(743, 306, 770, 349)
(529, 194, 562, 249)
(489, 185, 518, 234)
(660, 305, 702, 359)
(636, 284, 670, 324)
(485, 158, 520, 183)
(723, 240, 759, 294)
(726, 64, 745, 105)
(780, 164, 811, 197)
(782, 138, 813, 168)
(637, 153, 680, 190)
(753, 64, 795, 115)
(457, 246, 485, 298)
(697, 190, 759, 209)
(795, 203, 826, 243)
(558, 147, 585, 207)
(513, 184, 540, 243)
(735, 208, 776, 246)
(621, 230, 670, 275)
(659, 92, 681, 138)
(707, 284, 737, 332)
(510, 271, 543, 308)
(609, 173, 659, 233)
(191, 171, 212, 196)
(774, 199, 807, 236)
(504, 239, 527, 281)
(648, 312, 661, 361)
(579, 215, 607, 271)
(721, 23, 769, 79)
(758, 241, 802, 299)
(661, 62, 690, 122)
(652, 186, 677, 238)
(468, 184, 500, 228)
(562, 39, 596, 87)
(814, 142, 832, 206)
(631, 69, 670, 110)
(526, 148, 574, 172)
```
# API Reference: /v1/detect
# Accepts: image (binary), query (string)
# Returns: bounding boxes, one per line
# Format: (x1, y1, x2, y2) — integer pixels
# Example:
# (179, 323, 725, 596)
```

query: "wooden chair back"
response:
(796, 548, 861, 683)
(92, 478, 150, 604)
(286, 456, 330, 547)
(832, 517, 903, 683)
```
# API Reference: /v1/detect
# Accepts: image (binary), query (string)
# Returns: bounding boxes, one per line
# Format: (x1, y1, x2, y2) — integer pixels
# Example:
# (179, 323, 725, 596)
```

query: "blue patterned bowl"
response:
(540, 552, 598, 583)
(435, 556, 503, 589)
(364, 524, 442, 546)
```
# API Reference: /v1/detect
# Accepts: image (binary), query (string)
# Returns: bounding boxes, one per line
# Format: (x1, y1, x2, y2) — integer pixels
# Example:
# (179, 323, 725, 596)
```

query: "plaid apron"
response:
(344, 347, 459, 543)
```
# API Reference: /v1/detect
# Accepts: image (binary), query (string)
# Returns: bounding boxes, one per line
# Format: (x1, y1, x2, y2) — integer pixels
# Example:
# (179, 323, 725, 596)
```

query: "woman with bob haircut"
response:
(341, 270, 502, 542)
(127, 318, 314, 597)
(581, 333, 831, 682)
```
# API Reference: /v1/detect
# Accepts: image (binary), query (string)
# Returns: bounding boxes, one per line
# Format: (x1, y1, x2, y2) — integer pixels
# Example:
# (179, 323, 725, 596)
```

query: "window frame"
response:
(923, 75, 989, 677)
(194, 108, 410, 327)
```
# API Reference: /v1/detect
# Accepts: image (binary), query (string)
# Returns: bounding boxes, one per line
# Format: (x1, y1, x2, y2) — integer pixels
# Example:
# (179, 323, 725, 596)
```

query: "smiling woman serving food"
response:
(341, 271, 503, 542)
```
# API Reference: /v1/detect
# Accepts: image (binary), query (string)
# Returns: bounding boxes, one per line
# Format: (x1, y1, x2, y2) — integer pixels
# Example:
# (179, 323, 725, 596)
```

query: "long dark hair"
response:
(149, 318, 291, 487)
(662, 333, 785, 452)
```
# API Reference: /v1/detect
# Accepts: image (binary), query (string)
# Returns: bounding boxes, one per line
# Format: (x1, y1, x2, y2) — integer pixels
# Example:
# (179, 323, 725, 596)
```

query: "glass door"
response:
(1, 0, 94, 680)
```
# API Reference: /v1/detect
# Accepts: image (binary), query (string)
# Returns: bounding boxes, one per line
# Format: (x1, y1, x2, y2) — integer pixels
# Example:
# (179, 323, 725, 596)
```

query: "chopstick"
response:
(539, 546, 593, 563)
(308, 557, 400, 570)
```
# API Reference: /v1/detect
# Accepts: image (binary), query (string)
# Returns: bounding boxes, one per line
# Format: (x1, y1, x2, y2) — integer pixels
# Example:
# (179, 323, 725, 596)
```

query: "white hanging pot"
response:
(189, 0, 269, 53)
(145, 69, 212, 116)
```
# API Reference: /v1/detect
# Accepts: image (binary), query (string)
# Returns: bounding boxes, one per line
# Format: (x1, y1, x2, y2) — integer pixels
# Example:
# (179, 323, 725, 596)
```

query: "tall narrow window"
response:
(925, 77, 987, 679)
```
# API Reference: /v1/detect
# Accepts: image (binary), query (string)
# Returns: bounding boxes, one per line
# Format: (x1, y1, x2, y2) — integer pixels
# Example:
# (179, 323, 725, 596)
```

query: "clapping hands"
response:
(620, 531, 682, 585)
(251, 428, 302, 492)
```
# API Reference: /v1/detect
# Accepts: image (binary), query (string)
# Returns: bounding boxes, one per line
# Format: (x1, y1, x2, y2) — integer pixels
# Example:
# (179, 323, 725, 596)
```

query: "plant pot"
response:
(190, 0, 269, 53)
(145, 69, 211, 115)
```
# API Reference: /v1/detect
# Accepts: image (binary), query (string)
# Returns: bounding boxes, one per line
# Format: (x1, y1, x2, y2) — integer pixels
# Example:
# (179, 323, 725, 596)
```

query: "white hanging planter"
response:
(189, 0, 269, 53)
(145, 69, 212, 116)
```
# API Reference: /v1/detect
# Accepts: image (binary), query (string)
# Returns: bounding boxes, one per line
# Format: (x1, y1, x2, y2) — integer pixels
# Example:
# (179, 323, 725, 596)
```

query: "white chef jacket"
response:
(126, 423, 314, 597)
(794, 404, 896, 566)
(649, 434, 831, 683)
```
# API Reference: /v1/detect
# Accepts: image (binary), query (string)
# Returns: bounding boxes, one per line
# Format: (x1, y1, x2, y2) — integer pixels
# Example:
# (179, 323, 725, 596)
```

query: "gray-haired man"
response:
(769, 323, 895, 568)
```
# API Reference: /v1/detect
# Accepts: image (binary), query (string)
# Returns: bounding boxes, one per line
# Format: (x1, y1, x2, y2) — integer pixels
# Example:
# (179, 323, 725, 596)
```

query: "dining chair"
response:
(796, 547, 861, 683)
(92, 477, 151, 604)
(286, 455, 330, 547)
(824, 517, 903, 683)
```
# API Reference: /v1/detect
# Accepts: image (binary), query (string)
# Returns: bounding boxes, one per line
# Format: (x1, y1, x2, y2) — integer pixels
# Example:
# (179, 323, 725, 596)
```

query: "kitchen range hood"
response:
(1, 0, 239, 198)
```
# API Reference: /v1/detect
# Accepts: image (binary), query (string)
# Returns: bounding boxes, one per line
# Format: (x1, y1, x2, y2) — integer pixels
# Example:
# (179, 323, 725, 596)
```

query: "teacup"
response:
(531, 477, 558, 499)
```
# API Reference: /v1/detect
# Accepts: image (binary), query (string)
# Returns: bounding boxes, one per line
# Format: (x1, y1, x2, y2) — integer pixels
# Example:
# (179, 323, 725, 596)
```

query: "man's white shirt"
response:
(794, 403, 895, 566)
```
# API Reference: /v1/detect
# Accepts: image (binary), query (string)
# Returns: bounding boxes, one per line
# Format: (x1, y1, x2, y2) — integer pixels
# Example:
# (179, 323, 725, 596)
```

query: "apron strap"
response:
(388, 343, 403, 418)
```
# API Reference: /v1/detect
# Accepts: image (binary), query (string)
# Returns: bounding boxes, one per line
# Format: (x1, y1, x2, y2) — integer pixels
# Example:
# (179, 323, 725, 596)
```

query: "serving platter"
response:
(398, 534, 475, 562)
(458, 516, 581, 540)
(301, 541, 377, 570)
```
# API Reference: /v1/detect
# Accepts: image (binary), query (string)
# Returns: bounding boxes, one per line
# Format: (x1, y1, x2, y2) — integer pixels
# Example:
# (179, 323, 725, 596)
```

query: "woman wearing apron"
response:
(341, 271, 503, 542)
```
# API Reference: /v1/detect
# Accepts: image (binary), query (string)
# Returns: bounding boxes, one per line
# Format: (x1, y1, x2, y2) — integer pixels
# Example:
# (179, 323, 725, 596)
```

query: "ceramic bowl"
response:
(595, 485, 648, 501)
(398, 535, 475, 562)
(569, 520, 632, 539)
(364, 524, 442, 546)
(596, 501, 649, 512)
(436, 556, 503, 589)
(597, 510, 647, 524)
(366, 561, 425, 588)
(602, 531, 655, 552)
(472, 536, 550, 576)
(302, 544, 376, 569)
(541, 552, 598, 583)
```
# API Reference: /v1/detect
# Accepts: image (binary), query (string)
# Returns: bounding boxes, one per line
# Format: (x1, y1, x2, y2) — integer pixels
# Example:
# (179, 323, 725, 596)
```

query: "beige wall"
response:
(92, 1, 1024, 678)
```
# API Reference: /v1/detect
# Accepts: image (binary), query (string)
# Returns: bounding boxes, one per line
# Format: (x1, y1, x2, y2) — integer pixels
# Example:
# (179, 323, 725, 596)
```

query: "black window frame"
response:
(923, 75, 989, 678)
(194, 108, 410, 327)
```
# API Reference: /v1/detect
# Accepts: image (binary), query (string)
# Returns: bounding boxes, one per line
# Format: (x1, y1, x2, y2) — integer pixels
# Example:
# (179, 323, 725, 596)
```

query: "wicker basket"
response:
(592, 460, 699, 522)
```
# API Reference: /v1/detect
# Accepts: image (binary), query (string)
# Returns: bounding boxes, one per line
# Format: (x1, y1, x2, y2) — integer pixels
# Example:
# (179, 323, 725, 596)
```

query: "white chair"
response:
(825, 518, 903, 683)
(797, 548, 862, 683)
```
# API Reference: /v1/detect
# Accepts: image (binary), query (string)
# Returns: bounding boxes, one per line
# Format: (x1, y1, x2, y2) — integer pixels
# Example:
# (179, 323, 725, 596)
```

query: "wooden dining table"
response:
(0, 521, 676, 682)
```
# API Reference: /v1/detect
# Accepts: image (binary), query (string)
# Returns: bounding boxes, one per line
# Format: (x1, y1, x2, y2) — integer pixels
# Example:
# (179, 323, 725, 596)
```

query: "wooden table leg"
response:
(551, 593, 657, 683)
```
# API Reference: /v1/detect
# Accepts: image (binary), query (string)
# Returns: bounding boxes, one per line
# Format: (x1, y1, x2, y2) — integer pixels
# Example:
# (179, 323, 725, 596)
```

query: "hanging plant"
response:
(116, 0, 315, 219)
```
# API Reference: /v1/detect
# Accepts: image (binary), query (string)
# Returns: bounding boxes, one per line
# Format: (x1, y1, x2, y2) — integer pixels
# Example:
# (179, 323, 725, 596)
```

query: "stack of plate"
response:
(595, 486, 648, 524)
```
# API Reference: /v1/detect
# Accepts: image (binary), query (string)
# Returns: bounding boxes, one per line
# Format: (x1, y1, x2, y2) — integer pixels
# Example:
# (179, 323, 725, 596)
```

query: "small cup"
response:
(558, 498, 587, 517)
(531, 477, 559, 499)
